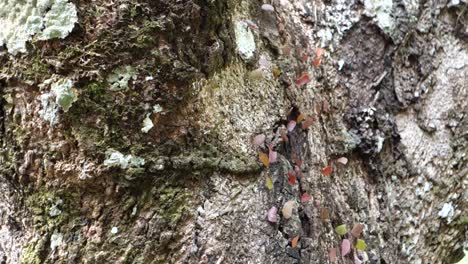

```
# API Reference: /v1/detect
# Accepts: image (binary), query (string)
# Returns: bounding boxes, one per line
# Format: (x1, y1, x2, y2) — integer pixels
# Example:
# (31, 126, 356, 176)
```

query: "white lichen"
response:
(103, 150, 145, 169)
(49, 198, 63, 217)
(363, 0, 394, 33)
(0, 0, 78, 55)
(234, 21, 256, 60)
(153, 104, 163, 113)
(107, 66, 137, 91)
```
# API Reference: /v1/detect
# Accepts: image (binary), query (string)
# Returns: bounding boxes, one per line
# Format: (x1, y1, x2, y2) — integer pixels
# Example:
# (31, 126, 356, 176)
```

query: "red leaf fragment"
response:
(252, 134, 266, 147)
(288, 172, 296, 185)
(341, 239, 351, 256)
(292, 157, 302, 167)
(280, 130, 289, 142)
(291, 236, 300, 248)
(322, 165, 333, 176)
(301, 192, 311, 203)
(287, 120, 297, 132)
(337, 157, 348, 165)
(301, 117, 314, 129)
(351, 224, 364, 238)
(267, 206, 278, 223)
(328, 248, 337, 262)
(295, 73, 310, 87)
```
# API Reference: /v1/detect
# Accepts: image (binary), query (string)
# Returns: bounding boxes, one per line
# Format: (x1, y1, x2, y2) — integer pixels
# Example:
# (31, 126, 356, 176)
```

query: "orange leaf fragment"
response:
(272, 67, 281, 78)
(301, 117, 314, 129)
(351, 224, 365, 238)
(291, 236, 300, 248)
(322, 165, 333, 176)
(320, 207, 330, 221)
(295, 73, 310, 87)
(259, 152, 270, 167)
(312, 47, 324, 67)
(288, 172, 296, 185)
(296, 113, 305, 123)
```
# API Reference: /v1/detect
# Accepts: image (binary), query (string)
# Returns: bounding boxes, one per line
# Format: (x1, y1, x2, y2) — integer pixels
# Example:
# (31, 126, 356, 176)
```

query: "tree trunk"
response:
(0, 0, 466, 263)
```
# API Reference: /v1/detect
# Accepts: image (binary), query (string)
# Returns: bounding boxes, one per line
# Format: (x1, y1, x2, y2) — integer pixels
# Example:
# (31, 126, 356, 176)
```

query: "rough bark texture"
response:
(0, 0, 467, 263)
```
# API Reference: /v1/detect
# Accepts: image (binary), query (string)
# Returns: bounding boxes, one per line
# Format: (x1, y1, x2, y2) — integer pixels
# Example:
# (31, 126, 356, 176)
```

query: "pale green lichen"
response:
(0, 0, 78, 55)
(51, 78, 77, 112)
(38, 78, 77, 125)
(107, 66, 137, 91)
(141, 114, 154, 133)
(363, 0, 394, 33)
(50, 230, 63, 251)
(38, 93, 60, 125)
(234, 21, 256, 60)
(103, 150, 145, 169)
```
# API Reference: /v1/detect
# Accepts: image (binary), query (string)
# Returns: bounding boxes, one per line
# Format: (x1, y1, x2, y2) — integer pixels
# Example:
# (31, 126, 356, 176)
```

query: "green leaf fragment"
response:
(266, 176, 273, 190)
(356, 239, 367, 250)
(335, 224, 348, 236)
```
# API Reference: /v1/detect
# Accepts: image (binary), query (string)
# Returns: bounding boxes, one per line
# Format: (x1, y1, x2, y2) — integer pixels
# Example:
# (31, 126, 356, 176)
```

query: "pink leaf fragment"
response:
(287, 120, 297, 132)
(252, 134, 266, 147)
(301, 192, 311, 203)
(267, 206, 278, 223)
(354, 255, 363, 264)
(328, 248, 337, 262)
(261, 4, 275, 12)
(351, 224, 364, 238)
(337, 157, 348, 165)
(245, 19, 258, 30)
(268, 146, 277, 163)
(341, 239, 351, 256)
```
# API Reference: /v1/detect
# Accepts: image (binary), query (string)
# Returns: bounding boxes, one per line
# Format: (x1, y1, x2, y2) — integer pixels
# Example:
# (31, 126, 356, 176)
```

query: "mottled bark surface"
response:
(0, 0, 466, 263)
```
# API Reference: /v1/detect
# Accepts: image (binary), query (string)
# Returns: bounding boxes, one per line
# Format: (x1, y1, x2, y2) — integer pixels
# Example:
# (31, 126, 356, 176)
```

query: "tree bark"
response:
(0, 0, 466, 263)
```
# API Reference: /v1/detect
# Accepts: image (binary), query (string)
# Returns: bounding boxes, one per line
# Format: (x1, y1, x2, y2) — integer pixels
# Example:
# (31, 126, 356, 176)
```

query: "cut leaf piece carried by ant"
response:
(295, 73, 310, 87)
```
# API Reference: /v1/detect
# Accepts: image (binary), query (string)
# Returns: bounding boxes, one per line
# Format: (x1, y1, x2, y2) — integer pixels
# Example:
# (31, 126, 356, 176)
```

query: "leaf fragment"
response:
(322, 165, 333, 176)
(282, 200, 295, 219)
(341, 239, 351, 256)
(296, 113, 305, 123)
(351, 224, 364, 238)
(337, 157, 348, 165)
(267, 206, 278, 223)
(295, 73, 310, 87)
(272, 67, 281, 78)
(288, 172, 296, 185)
(287, 120, 297, 132)
(355, 239, 367, 251)
(301, 192, 311, 203)
(328, 247, 337, 262)
(280, 130, 289, 142)
(261, 4, 275, 12)
(259, 152, 270, 167)
(320, 207, 330, 221)
(268, 146, 277, 163)
(291, 236, 299, 248)
(335, 224, 348, 236)
(266, 176, 273, 190)
(301, 117, 314, 129)
(252, 134, 266, 147)
(312, 47, 324, 67)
